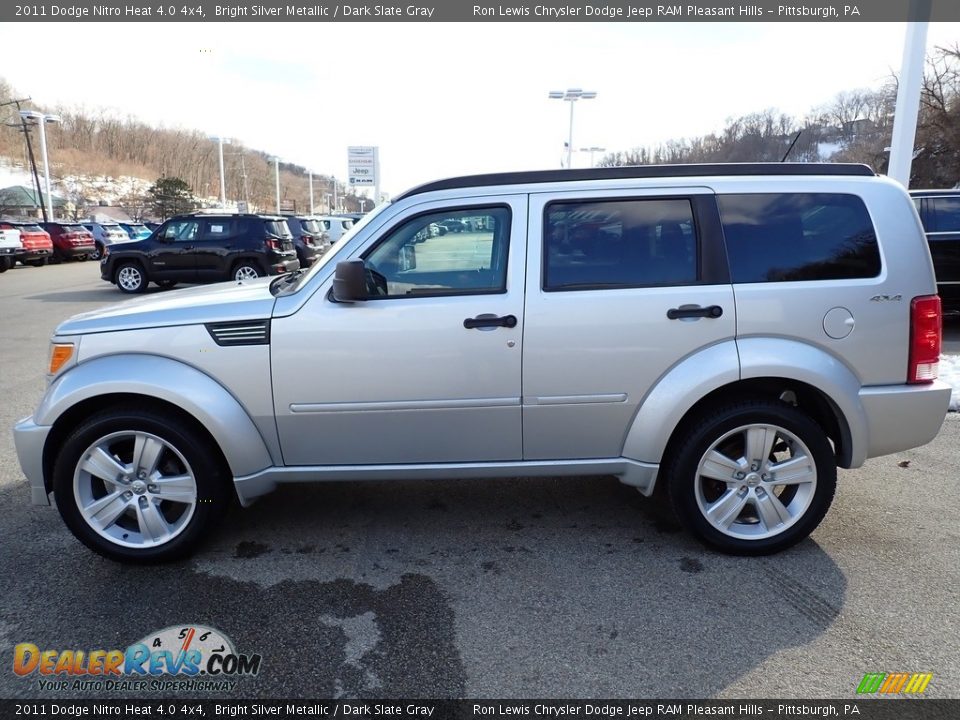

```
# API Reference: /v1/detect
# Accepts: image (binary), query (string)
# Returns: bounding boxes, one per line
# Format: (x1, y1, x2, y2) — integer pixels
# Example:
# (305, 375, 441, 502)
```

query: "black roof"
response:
(395, 163, 876, 200)
(909, 188, 960, 197)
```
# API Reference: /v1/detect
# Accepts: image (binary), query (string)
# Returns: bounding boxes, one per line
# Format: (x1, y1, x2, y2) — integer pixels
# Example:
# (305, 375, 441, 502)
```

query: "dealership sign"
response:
(348, 146, 378, 186)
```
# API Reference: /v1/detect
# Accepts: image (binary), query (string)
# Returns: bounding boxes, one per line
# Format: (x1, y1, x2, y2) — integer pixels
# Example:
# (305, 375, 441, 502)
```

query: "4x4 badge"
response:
(870, 294, 902, 302)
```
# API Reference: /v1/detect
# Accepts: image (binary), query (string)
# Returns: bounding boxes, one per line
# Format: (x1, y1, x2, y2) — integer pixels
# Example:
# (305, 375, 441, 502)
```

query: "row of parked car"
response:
(0, 213, 360, 284)
(99, 212, 360, 293)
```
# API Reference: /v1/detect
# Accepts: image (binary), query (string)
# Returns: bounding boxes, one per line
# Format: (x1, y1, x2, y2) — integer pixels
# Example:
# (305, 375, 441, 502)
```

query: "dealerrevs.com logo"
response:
(13, 624, 262, 693)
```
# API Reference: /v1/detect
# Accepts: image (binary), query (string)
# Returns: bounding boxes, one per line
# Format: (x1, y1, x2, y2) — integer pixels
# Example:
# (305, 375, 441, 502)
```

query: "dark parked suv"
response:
(911, 190, 960, 315)
(100, 212, 300, 293)
(283, 215, 332, 268)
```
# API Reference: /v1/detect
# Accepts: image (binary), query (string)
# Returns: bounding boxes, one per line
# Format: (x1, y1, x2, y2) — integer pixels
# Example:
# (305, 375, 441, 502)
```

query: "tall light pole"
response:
(549, 88, 597, 169)
(209, 135, 231, 207)
(20, 110, 60, 219)
(270, 156, 281, 214)
(579, 146, 606, 168)
(308, 170, 315, 215)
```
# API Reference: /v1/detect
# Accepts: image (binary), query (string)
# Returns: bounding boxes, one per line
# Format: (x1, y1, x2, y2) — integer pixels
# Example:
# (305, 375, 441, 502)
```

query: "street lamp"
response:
(308, 170, 315, 215)
(209, 135, 231, 207)
(579, 146, 606, 168)
(19, 110, 61, 219)
(269, 156, 281, 214)
(548, 88, 597, 169)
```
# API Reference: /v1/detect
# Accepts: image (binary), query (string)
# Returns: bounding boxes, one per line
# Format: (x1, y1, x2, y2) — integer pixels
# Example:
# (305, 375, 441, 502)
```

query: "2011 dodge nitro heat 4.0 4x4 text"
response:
(13, 163, 950, 562)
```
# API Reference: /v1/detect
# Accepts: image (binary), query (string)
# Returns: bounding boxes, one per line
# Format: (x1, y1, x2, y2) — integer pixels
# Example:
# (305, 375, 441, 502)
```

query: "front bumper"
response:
(860, 380, 952, 459)
(12, 415, 52, 506)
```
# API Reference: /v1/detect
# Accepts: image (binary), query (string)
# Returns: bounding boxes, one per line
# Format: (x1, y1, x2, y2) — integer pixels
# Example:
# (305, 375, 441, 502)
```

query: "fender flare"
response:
(621, 341, 740, 465)
(36, 354, 274, 479)
(621, 338, 865, 468)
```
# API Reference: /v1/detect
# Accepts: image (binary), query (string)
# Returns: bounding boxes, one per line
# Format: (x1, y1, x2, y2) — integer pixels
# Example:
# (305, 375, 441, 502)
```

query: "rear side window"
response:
(928, 196, 960, 233)
(264, 220, 292, 238)
(543, 198, 698, 291)
(718, 193, 880, 283)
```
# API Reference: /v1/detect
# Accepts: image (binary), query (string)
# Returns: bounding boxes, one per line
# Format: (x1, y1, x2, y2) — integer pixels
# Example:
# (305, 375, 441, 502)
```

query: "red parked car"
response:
(0, 221, 54, 267)
(40, 222, 95, 262)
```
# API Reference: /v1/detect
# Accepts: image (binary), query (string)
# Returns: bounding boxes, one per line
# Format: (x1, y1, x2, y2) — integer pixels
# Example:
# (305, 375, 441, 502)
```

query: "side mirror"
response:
(332, 259, 367, 303)
(399, 242, 417, 271)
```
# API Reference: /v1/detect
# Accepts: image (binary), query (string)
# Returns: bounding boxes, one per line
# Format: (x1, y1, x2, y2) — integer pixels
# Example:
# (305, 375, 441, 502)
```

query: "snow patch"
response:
(940, 354, 960, 411)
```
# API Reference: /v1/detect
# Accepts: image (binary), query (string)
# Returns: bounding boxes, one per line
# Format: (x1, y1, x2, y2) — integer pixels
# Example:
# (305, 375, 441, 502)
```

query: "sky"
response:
(2, 21, 959, 198)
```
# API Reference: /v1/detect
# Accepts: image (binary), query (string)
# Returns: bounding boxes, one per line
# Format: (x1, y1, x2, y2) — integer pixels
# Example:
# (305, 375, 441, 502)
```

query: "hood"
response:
(56, 277, 277, 336)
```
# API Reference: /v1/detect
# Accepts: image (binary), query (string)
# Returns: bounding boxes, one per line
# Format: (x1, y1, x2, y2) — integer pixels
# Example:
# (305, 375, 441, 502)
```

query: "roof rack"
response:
(395, 162, 876, 200)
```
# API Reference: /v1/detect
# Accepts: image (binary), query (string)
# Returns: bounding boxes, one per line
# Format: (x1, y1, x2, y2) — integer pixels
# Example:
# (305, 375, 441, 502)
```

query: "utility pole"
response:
(2, 97, 47, 222)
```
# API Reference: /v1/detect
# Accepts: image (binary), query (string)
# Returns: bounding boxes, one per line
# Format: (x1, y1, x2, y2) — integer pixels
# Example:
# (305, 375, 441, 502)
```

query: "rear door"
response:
(523, 188, 735, 460)
(194, 218, 240, 280)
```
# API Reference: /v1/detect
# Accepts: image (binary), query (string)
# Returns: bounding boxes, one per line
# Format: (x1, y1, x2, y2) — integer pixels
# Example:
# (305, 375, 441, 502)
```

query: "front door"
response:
(271, 196, 527, 466)
(150, 218, 200, 281)
(522, 188, 736, 459)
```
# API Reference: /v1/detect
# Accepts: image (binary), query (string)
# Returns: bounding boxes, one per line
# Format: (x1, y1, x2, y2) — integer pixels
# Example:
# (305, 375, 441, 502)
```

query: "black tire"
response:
(664, 398, 836, 556)
(232, 260, 264, 281)
(52, 406, 231, 563)
(0, 256, 10, 273)
(155, 280, 177, 289)
(76, 254, 88, 262)
(114, 261, 148, 294)
(26, 258, 48, 267)
(89, 243, 103, 261)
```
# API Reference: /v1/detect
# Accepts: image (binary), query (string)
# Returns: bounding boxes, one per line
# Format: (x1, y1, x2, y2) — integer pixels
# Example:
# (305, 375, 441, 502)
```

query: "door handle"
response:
(463, 314, 518, 330)
(666, 305, 723, 320)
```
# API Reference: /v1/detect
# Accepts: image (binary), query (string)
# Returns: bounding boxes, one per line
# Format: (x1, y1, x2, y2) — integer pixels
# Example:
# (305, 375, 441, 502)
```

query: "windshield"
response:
(19, 224, 43, 232)
(274, 202, 392, 296)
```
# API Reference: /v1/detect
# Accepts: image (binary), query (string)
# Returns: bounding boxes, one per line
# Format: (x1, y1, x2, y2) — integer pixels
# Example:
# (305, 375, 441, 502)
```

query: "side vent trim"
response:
(206, 319, 271, 346)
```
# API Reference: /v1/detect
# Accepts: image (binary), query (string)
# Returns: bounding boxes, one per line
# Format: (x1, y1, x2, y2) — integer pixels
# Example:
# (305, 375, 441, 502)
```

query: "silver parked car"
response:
(13, 164, 951, 562)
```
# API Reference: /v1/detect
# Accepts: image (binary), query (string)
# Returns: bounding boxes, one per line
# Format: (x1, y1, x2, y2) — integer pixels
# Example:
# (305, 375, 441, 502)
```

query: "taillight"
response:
(908, 295, 941, 383)
(265, 239, 280, 251)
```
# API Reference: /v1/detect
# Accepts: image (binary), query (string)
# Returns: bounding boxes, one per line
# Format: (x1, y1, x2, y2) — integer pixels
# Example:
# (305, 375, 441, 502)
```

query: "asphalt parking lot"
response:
(1, 261, 958, 700)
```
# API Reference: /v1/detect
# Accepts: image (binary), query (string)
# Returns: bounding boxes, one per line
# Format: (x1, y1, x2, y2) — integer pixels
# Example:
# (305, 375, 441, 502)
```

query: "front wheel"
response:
(115, 261, 147, 294)
(0, 256, 10, 272)
(52, 407, 231, 563)
(155, 280, 177, 290)
(232, 261, 263, 282)
(664, 399, 836, 555)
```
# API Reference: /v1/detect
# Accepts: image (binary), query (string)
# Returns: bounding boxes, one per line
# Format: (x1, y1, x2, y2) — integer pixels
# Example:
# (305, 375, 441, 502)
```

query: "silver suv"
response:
(13, 164, 951, 562)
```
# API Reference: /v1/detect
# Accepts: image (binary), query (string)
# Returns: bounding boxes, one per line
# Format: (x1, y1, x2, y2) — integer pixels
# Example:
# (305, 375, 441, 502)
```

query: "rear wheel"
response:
(155, 280, 177, 290)
(115, 261, 148, 294)
(232, 260, 263, 282)
(52, 407, 231, 563)
(26, 258, 47, 267)
(664, 399, 836, 555)
(89, 243, 103, 261)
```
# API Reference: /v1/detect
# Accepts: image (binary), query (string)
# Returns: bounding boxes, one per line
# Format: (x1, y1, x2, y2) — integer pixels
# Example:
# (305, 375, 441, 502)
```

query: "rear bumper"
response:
(267, 256, 300, 275)
(16, 247, 53, 261)
(859, 380, 951, 459)
(12, 415, 52, 506)
(57, 245, 93, 258)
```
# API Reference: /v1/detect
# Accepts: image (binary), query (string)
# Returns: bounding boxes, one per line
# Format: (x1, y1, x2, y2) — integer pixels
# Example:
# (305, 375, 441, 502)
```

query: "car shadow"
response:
(0, 475, 846, 699)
